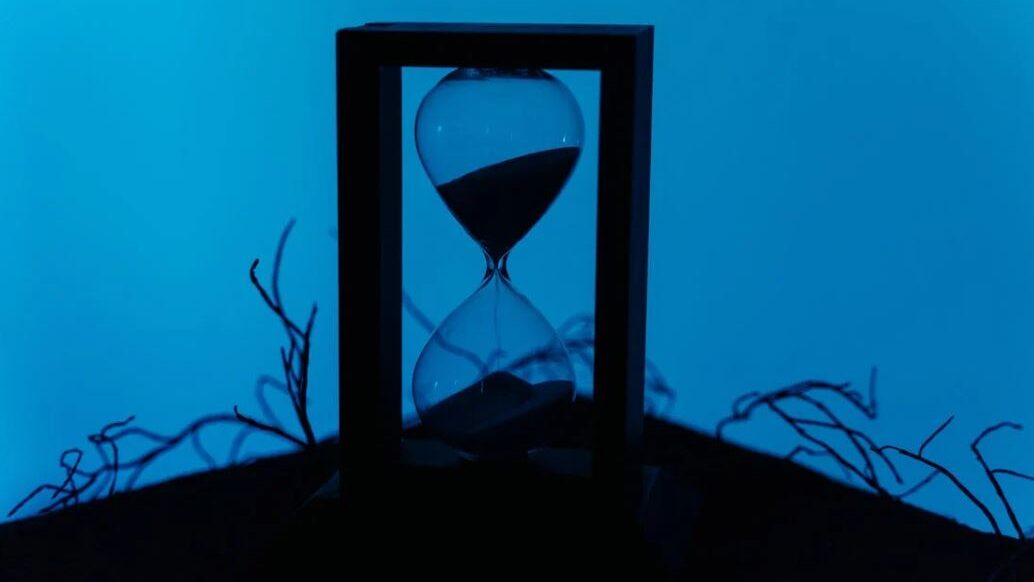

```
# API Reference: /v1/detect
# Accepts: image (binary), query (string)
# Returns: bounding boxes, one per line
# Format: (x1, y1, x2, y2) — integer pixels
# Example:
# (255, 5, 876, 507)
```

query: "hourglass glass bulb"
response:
(415, 68, 584, 261)
(413, 270, 576, 457)
(412, 67, 584, 459)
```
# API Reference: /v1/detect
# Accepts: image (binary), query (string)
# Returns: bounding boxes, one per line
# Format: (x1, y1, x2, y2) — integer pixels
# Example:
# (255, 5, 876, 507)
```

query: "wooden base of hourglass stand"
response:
(254, 437, 700, 580)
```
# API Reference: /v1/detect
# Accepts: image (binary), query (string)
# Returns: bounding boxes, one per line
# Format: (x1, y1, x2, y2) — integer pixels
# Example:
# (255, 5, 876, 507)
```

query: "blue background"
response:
(3, 0, 1034, 535)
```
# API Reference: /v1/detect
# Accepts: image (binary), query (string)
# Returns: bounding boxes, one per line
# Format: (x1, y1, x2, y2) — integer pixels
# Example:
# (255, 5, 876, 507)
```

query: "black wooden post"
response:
(337, 32, 402, 496)
(336, 23, 653, 495)
(593, 29, 653, 486)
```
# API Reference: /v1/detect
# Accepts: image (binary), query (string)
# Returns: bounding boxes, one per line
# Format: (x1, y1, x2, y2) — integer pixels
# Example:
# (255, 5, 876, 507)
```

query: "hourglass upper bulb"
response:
(415, 68, 585, 261)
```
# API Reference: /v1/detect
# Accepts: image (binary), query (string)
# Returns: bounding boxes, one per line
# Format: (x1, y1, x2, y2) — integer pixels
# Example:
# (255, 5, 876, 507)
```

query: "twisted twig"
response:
(88, 416, 135, 497)
(919, 416, 955, 459)
(717, 370, 900, 496)
(875, 417, 1002, 537)
(233, 406, 307, 449)
(248, 242, 317, 447)
(972, 422, 1027, 540)
(10, 221, 322, 517)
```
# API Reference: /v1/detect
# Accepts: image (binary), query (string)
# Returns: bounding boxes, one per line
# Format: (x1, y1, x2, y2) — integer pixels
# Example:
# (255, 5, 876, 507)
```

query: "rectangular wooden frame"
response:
(337, 22, 653, 490)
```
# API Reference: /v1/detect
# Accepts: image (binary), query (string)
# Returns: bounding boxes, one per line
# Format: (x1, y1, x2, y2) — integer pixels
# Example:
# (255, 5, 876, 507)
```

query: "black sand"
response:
(419, 370, 574, 457)
(436, 146, 580, 261)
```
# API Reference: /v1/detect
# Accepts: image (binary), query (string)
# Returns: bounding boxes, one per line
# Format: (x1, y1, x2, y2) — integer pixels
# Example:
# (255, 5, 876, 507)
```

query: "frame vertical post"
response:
(593, 30, 653, 487)
(338, 30, 402, 498)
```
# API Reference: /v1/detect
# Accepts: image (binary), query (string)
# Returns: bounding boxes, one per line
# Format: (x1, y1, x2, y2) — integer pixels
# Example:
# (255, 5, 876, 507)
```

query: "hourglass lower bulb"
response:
(413, 67, 584, 458)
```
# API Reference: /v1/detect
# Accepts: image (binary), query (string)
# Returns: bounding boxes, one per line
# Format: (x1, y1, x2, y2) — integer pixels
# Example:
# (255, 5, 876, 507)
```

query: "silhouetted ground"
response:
(1, 399, 1030, 581)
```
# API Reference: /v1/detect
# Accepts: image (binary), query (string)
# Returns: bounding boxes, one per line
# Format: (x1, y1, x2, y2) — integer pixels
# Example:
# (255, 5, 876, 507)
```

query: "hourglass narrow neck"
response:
(483, 252, 511, 282)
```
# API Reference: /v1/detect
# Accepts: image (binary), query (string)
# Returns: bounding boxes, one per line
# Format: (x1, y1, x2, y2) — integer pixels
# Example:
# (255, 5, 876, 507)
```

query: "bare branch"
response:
(875, 443, 1001, 536)
(403, 290, 437, 334)
(971, 422, 1026, 539)
(792, 415, 901, 484)
(918, 416, 954, 459)
(250, 220, 320, 447)
(897, 470, 940, 500)
(10, 221, 322, 519)
(191, 429, 217, 470)
(8, 485, 74, 518)
(53, 449, 84, 506)
(716, 370, 892, 495)
(89, 415, 135, 497)
(233, 406, 307, 449)
(766, 401, 876, 491)
(255, 375, 289, 429)
(786, 445, 852, 480)
(992, 469, 1034, 483)
(270, 218, 296, 309)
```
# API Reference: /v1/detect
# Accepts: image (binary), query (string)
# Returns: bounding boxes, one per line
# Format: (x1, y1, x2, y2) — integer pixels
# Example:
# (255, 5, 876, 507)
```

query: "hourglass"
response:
(338, 23, 654, 485)
(411, 68, 582, 458)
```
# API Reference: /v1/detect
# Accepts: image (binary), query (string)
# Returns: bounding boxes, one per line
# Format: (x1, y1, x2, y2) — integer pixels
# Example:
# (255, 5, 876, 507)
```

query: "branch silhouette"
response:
(874, 416, 1001, 537)
(10, 221, 319, 518)
(716, 369, 911, 497)
(972, 422, 1029, 540)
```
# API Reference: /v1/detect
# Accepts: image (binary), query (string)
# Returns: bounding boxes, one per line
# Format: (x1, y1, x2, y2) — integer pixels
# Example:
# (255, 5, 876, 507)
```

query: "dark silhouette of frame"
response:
(337, 23, 653, 492)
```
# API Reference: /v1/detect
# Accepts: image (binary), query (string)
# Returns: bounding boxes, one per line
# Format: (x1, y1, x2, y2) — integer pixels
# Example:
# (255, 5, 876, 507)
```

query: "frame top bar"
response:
(338, 22, 653, 70)
(347, 22, 652, 36)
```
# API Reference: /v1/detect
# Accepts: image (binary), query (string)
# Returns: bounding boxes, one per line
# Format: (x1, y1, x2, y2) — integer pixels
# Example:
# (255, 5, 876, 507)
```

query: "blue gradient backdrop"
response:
(4, 1, 1034, 534)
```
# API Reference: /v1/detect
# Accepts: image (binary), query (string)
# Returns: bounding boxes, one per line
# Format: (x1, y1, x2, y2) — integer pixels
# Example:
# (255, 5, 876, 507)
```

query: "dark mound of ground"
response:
(1, 399, 1029, 581)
